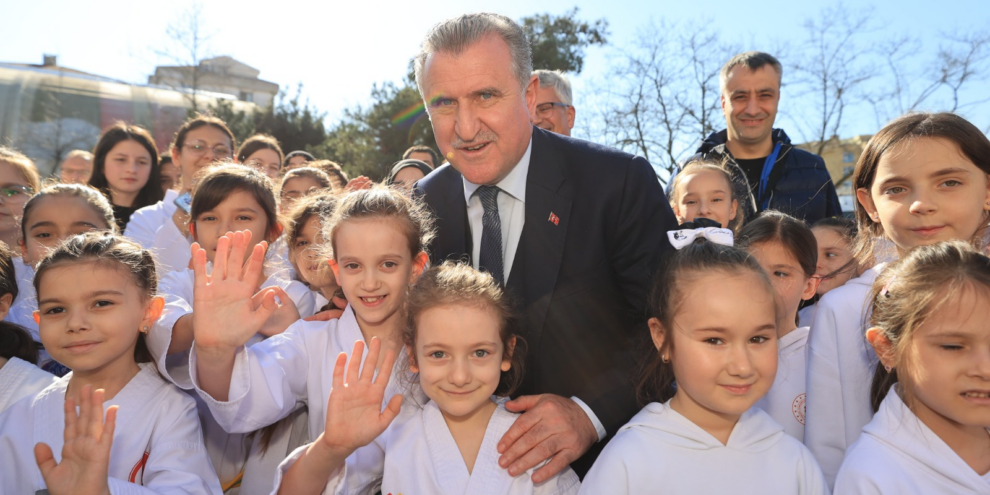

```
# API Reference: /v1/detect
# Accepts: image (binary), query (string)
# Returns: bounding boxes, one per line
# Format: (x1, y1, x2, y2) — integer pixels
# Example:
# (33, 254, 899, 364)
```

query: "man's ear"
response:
(866, 327, 895, 370)
(501, 335, 517, 372)
(566, 106, 576, 130)
(0, 293, 12, 320)
(524, 74, 539, 116)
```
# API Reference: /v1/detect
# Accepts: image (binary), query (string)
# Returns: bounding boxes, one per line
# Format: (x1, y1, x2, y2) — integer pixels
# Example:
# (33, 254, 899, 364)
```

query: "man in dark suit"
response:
(413, 13, 678, 480)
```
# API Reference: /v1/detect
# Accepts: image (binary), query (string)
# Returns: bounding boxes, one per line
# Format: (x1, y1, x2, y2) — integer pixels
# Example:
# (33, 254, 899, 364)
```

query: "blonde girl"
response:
(668, 159, 744, 233)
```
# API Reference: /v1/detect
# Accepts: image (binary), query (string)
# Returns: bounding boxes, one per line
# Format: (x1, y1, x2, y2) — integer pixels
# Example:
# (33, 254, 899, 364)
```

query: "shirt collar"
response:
(462, 137, 532, 204)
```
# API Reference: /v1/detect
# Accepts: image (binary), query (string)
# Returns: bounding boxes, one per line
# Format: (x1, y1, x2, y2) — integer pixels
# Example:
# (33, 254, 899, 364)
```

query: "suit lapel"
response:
(429, 167, 471, 264)
(507, 129, 571, 348)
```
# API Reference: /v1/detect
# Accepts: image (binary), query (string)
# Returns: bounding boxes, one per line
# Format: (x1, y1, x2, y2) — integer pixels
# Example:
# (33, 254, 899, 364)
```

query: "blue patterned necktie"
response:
(477, 185, 504, 284)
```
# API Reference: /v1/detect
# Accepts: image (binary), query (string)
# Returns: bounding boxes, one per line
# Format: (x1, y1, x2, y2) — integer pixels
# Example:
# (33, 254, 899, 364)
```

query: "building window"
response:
(843, 152, 855, 163)
(239, 91, 253, 103)
(843, 166, 854, 177)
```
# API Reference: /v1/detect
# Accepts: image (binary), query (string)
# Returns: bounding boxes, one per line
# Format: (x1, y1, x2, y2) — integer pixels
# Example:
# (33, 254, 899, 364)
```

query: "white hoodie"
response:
(804, 263, 886, 485)
(835, 387, 990, 494)
(578, 401, 829, 495)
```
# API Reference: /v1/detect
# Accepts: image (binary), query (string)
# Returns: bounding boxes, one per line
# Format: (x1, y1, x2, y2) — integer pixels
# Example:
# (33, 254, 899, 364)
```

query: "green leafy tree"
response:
(522, 8, 609, 73)
(254, 84, 327, 155)
(206, 98, 256, 145)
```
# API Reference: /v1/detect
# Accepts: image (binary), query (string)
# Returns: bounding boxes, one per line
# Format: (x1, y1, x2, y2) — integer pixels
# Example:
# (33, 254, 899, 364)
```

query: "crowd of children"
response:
(0, 109, 988, 495)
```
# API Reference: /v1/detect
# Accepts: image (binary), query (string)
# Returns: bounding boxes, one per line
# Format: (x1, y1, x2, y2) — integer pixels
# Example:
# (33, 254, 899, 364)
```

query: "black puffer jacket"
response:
(669, 128, 842, 225)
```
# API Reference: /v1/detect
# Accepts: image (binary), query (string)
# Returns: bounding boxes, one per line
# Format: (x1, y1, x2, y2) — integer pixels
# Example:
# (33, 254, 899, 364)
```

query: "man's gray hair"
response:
(63, 149, 94, 162)
(533, 70, 573, 106)
(414, 13, 533, 98)
(719, 51, 783, 92)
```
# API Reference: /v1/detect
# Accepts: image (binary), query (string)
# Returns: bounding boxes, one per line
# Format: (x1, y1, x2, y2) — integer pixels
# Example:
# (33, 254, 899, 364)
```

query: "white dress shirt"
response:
(460, 137, 606, 442)
(462, 139, 531, 283)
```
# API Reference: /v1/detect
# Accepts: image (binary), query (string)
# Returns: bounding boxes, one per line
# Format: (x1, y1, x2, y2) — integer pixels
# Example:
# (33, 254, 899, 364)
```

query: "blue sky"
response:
(2, 0, 987, 144)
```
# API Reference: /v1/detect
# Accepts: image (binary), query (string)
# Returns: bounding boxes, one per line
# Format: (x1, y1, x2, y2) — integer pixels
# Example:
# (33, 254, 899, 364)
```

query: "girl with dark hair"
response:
(0, 232, 222, 494)
(124, 114, 235, 276)
(579, 239, 827, 494)
(88, 121, 164, 231)
(276, 262, 580, 494)
(738, 211, 818, 441)
(805, 112, 990, 485)
(146, 164, 314, 494)
(835, 241, 990, 493)
(6, 184, 116, 368)
(238, 134, 284, 180)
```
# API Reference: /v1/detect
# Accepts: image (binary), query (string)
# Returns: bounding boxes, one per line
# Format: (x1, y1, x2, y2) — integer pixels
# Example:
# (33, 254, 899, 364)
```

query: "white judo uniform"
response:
(272, 398, 581, 495)
(756, 326, 809, 442)
(146, 265, 314, 495)
(0, 363, 222, 495)
(578, 401, 829, 495)
(0, 356, 56, 413)
(124, 191, 191, 277)
(190, 306, 390, 440)
(834, 387, 990, 494)
(804, 263, 885, 485)
(148, 264, 316, 390)
(6, 257, 39, 335)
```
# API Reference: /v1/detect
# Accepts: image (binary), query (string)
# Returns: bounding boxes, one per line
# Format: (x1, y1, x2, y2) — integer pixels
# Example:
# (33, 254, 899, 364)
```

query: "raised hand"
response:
(257, 286, 302, 337)
(319, 338, 403, 457)
(192, 231, 279, 351)
(34, 385, 116, 495)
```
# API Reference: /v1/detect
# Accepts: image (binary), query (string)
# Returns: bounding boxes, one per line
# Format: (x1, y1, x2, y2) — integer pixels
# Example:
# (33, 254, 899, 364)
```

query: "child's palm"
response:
(34, 386, 115, 495)
(192, 231, 278, 350)
(321, 339, 403, 454)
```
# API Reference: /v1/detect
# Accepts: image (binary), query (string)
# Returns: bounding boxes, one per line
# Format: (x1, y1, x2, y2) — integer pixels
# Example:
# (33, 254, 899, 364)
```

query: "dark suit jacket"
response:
(416, 127, 678, 471)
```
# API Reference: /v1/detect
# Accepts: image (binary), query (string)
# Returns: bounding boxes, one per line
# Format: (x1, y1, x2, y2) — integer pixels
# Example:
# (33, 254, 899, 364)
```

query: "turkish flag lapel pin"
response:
(548, 212, 560, 226)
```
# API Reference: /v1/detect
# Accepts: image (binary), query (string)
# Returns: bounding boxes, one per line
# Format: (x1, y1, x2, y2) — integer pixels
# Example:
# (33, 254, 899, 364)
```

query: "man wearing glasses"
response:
(531, 70, 575, 136)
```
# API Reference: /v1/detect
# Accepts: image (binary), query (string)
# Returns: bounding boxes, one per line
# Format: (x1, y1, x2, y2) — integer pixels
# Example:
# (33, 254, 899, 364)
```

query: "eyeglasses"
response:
(183, 141, 232, 158)
(535, 102, 571, 118)
(0, 184, 33, 201)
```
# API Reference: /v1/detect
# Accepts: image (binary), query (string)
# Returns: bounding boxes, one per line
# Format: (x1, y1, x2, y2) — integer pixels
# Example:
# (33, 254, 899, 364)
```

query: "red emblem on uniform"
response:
(793, 393, 807, 425)
(548, 212, 559, 225)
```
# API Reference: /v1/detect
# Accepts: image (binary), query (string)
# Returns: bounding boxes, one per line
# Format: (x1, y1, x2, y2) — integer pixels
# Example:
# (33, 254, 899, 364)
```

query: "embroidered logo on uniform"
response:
(548, 212, 560, 225)
(792, 393, 807, 425)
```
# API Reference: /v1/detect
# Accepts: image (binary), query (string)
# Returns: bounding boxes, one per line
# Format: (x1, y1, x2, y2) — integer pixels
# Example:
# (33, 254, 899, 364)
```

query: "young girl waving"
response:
(835, 241, 990, 493)
(275, 262, 580, 495)
(805, 112, 990, 484)
(189, 186, 431, 490)
(578, 239, 828, 494)
(738, 211, 819, 441)
(0, 232, 221, 494)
